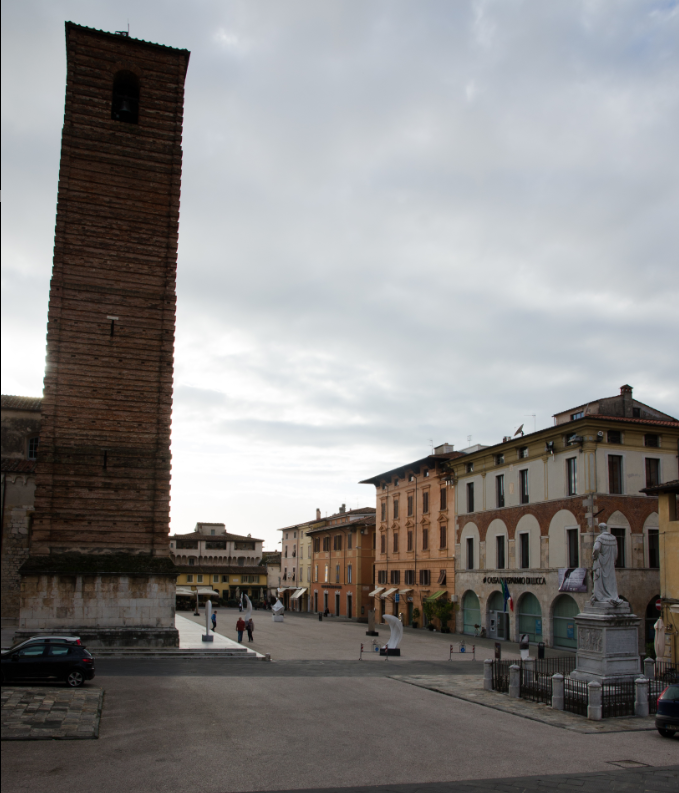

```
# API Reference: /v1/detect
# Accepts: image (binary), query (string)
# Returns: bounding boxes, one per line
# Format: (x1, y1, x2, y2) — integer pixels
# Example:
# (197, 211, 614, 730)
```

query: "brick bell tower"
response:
(17, 23, 190, 647)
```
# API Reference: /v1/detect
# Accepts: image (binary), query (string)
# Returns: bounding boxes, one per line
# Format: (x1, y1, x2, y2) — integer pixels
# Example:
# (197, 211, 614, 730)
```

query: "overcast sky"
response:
(2, 1, 678, 551)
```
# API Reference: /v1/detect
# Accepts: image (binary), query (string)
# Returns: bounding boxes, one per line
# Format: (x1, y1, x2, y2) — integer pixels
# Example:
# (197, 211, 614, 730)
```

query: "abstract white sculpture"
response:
(272, 598, 285, 622)
(383, 614, 403, 650)
(242, 594, 253, 623)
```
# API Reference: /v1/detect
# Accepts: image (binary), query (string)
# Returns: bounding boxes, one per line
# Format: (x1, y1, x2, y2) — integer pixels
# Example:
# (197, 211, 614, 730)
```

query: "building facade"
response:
(17, 24, 190, 647)
(450, 386, 677, 653)
(308, 509, 376, 620)
(1, 396, 42, 627)
(261, 551, 282, 603)
(361, 446, 462, 627)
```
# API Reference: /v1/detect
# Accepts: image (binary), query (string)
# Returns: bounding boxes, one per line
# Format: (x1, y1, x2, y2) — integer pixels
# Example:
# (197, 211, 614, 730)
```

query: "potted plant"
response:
(411, 608, 421, 629)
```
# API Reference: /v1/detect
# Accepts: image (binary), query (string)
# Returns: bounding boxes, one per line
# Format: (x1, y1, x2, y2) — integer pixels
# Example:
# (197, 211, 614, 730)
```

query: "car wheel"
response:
(657, 728, 676, 738)
(66, 669, 85, 688)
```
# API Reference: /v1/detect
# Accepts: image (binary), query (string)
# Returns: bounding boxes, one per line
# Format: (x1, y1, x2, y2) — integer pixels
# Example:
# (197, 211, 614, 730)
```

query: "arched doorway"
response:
(552, 594, 578, 650)
(646, 596, 660, 647)
(487, 591, 509, 639)
(518, 593, 543, 644)
(463, 591, 481, 635)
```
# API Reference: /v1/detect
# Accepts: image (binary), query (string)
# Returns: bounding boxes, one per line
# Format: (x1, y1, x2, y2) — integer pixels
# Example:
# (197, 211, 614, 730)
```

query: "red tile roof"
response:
(1, 395, 42, 412)
(590, 415, 679, 428)
(1, 458, 38, 474)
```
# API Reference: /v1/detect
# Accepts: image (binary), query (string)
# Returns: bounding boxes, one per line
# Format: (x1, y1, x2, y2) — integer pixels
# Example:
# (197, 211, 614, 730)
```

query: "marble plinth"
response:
(570, 601, 641, 683)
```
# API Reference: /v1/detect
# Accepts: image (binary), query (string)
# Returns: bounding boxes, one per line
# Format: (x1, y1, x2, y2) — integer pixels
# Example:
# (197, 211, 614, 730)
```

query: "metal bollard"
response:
(450, 644, 453, 661)
(635, 677, 649, 718)
(509, 664, 521, 698)
(643, 657, 655, 681)
(484, 658, 493, 691)
(319, 612, 322, 621)
(359, 643, 363, 661)
(587, 681, 602, 721)
(551, 673, 564, 710)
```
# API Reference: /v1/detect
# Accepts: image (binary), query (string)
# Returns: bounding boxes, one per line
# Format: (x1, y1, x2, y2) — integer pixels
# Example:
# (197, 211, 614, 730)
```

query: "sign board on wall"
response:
(558, 568, 588, 593)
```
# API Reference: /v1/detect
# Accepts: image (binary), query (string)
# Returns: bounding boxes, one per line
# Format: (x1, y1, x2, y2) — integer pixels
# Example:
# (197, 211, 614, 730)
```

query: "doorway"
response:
(335, 592, 340, 617)
(314, 591, 318, 612)
(347, 594, 352, 619)
(323, 592, 328, 613)
(407, 601, 413, 626)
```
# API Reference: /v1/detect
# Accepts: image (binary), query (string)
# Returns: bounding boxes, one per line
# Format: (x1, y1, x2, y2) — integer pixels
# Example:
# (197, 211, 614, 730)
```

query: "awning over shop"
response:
(290, 588, 307, 600)
(381, 587, 398, 599)
(176, 587, 195, 596)
(398, 589, 413, 595)
(368, 587, 384, 597)
(425, 590, 447, 601)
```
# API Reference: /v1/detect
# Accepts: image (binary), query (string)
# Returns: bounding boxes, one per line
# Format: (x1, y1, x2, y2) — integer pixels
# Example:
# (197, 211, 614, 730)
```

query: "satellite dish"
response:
(514, 424, 524, 436)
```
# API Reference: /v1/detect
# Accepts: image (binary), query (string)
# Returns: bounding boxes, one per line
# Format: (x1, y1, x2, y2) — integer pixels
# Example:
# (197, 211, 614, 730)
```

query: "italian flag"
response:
(502, 579, 514, 612)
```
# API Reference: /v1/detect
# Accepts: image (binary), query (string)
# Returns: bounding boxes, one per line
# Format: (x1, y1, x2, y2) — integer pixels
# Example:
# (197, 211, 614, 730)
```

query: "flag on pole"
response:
(501, 579, 514, 612)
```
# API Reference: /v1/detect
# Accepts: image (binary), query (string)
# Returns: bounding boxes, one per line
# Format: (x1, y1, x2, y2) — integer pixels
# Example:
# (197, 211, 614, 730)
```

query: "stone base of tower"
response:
(16, 554, 179, 648)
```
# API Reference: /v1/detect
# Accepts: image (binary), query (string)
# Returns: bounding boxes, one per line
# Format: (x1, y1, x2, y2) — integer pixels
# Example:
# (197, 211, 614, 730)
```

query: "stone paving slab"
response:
(248, 765, 679, 793)
(390, 675, 657, 733)
(1, 687, 103, 740)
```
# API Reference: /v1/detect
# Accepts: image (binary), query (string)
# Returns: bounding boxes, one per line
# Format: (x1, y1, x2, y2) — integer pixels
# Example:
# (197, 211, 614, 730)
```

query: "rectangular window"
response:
(496, 535, 505, 569)
(335, 565, 340, 583)
(313, 538, 321, 553)
(496, 454, 505, 465)
(422, 491, 429, 514)
(404, 570, 415, 585)
(520, 533, 529, 569)
(648, 529, 659, 569)
(644, 434, 660, 448)
(307, 567, 311, 582)
(466, 462, 474, 473)
(322, 536, 330, 552)
(324, 565, 329, 582)
(380, 533, 386, 554)
(496, 475, 505, 508)
(407, 495, 413, 516)
(347, 564, 353, 583)
(381, 501, 386, 521)
(187, 574, 193, 582)
(347, 533, 353, 550)
(567, 457, 577, 496)
(222, 575, 229, 583)
(372, 532, 376, 550)
(612, 528, 626, 568)
(189, 558, 195, 566)
(213, 574, 219, 582)
(333, 535, 342, 551)
(407, 531, 413, 551)
(608, 455, 623, 494)
(393, 533, 399, 553)
(419, 569, 430, 586)
(608, 430, 621, 444)
(438, 569, 447, 585)
(28, 437, 39, 460)
(520, 470, 529, 504)
(393, 499, 399, 519)
(440, 487, 447, 510)
(314, 565, 318, 582)
(308, 545, 312, 558)
(518, 446, 528, 459)
(570, 411, 584, 421)
(466, 537, 474, 570)
(467, 482, 475, 513)
(422, 528, 429, 550)
(645, 458, 660, 488)
(378, 569, 387, 584)
(439, 525, 446, 548)
(567, 528, 579, 567)
(197, 574, 204, 583)
(390, 570, 400, 585)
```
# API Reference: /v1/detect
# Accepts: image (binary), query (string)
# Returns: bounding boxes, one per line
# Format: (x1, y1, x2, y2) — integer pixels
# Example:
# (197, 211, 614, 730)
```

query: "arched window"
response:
(518, 592, 543, 644)
(111, 70, 139, 124)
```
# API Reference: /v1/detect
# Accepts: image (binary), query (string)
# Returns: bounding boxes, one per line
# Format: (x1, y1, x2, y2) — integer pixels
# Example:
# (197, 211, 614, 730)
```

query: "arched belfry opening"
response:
(111, 70, 139, 123)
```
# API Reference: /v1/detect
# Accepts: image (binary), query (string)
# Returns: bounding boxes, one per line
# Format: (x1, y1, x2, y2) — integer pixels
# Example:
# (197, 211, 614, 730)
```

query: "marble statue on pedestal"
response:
(591, 523, 623, 606)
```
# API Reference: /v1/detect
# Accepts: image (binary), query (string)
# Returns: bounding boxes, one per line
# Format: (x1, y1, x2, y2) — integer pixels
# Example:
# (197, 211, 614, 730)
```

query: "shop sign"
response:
(558, 568, 587, 593)
(484, 576, 546, 585)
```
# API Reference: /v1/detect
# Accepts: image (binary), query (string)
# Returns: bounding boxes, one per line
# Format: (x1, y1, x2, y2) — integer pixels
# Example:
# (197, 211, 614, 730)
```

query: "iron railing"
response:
(563, 678, 588, 716)
(602, 680, 635, 718)
(492, 660, 512, 693)
(520, 668, 553, 705)
(534, 656, 577, 676)
(648, 679, 666, 715)
(654, 661, 678, 684)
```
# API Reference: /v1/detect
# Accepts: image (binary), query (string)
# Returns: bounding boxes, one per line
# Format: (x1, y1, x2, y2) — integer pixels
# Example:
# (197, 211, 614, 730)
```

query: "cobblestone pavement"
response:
(391, 675, 658, 733)
(250, 765, 679, 793)
(1, 687, 103, 740)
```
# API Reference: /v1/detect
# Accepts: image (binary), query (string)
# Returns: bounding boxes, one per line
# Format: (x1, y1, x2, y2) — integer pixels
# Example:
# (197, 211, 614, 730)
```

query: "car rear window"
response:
(48, 646, 72, 656)
(661, 685, 679, 701)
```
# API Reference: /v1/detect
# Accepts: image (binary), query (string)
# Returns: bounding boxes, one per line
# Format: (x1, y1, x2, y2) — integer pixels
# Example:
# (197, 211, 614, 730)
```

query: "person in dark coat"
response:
(246, 618, 254, 642)
(236, 617, 246, 642)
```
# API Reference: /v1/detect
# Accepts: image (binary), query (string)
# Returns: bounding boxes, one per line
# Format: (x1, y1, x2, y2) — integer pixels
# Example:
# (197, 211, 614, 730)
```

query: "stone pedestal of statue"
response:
(570, 601, 641, 683)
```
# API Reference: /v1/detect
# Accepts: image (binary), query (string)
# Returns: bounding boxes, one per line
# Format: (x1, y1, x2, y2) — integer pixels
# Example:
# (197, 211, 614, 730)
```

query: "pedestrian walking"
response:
(211, 611, 217, 632)
(246, 618, 254, 642)
(236, 617, 245, 642)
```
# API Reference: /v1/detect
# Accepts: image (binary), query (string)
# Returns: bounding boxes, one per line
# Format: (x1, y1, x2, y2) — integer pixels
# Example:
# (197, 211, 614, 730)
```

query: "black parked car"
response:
(655, 684, 679, 738)
(1, 642, 95, 687)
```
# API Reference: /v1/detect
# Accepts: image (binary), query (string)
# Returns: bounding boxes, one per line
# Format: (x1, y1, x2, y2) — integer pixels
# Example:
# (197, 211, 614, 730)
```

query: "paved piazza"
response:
(2, 610, 677, 793)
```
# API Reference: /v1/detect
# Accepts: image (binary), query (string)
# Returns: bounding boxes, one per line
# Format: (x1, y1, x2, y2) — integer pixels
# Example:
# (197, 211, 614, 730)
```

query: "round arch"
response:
(552, 594, 578, 650)
(462, 590, 481, 635)
(517, 592, 543, 644)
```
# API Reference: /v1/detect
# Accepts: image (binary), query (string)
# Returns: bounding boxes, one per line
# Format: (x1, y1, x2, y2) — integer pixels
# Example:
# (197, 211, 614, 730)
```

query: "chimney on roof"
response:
(620, 384, 633, 418)
(339, 504, 346, 513)
(316, 508, 321, 520)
